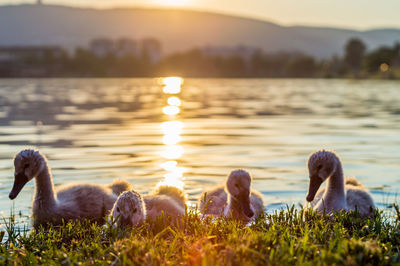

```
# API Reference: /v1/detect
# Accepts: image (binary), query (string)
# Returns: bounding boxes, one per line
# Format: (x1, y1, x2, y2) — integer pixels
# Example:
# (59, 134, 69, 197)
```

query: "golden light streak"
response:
(157, 175, 184, 190)
(163, 134, 181, 145)
(160, 160, 178, 171)
(161, 121, 184, 134)
(161, 145, 184, 159)
(158, 77, 185, 190)
(162, 106, 180, 115)
(167, 96, 181, 106)
(162, 77, 183, 94)
(162, 77, 183, 87)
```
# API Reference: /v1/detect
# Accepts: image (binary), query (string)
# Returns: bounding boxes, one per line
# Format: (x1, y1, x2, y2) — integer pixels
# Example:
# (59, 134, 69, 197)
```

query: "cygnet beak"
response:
(9, 172, 29, 200)
(306, 176, 323, 202)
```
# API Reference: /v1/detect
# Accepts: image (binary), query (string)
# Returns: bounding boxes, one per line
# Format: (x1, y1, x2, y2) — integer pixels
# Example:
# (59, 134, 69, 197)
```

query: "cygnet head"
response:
(226, 169, 254, 218)
(110, 190, 146, 228)
(306, 150, 339, 202)
(9, 149, 47, 200)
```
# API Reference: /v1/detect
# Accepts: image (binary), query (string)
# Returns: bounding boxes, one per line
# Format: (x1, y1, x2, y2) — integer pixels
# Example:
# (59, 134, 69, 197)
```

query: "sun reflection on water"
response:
(162, 77, 183, 94)
(161, 145, 184, 159)
(157, 77, 185, 190)
(160, 160, 178, 171)
(162, 106, 180, 115)
(161, 121, 184, 134)
(163, 134, 181, 145)
(167, 97, 181, 106)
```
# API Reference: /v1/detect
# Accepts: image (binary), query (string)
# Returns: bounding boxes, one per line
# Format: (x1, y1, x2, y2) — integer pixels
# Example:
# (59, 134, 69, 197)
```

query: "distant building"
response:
(89, 37, 162, 63)
(115, 38, 140, 58)
(140, 38, 162, 64)
(0, 46, 63, 63)
(0, 46, 64, 77)
(201, 45, 260, 63)
(89, 38, 114, 57)
(201, 45, 260, 73)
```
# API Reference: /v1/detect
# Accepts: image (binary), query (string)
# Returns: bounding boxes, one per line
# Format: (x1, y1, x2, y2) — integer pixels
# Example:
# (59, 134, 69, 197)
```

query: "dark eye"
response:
(24, 164, 29, 169)
(116, 207, 120, 212)
(317, 165, 322, 171)
(234, 183, 239, 188)
(133, 208, 137, 213)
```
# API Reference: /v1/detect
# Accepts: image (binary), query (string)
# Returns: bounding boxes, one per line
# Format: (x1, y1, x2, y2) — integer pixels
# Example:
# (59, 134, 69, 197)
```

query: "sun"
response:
(152, 0, 192, 7)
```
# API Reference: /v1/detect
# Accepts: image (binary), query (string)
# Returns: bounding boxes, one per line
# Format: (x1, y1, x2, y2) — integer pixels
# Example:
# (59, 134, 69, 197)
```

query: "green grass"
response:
(1, 205, 399, 265)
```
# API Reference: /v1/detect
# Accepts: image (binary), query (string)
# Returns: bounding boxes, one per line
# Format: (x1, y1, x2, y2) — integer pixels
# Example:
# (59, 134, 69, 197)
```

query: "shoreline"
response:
(1, 206, 399, 265)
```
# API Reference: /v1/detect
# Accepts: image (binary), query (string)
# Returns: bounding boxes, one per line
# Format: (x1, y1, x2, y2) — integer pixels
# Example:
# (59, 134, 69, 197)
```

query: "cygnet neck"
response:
(34, 162, 57, 208)
(324, 156, 345, 204)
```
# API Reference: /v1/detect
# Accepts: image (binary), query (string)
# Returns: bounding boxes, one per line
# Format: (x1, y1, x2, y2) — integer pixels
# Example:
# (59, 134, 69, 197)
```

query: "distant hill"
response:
(1, 4, 399, 58)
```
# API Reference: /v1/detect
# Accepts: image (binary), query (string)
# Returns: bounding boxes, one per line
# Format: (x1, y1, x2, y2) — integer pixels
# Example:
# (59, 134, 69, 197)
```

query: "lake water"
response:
(0, 78, 399, 227)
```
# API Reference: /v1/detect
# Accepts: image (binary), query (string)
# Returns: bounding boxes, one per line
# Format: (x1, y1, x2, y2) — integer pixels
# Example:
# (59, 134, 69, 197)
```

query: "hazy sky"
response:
(2, 0, 400, 29)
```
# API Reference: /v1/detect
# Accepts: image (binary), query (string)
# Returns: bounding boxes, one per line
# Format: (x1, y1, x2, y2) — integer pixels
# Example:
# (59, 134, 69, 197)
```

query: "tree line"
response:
(1, 38, 399, 78)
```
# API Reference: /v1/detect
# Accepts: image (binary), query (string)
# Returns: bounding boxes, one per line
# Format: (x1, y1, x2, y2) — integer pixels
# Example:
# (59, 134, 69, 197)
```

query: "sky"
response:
(2, 0, 400, 30)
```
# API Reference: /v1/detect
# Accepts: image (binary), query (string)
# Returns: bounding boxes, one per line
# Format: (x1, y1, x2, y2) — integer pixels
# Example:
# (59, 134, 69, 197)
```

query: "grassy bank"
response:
(1, 206, 399, 265)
